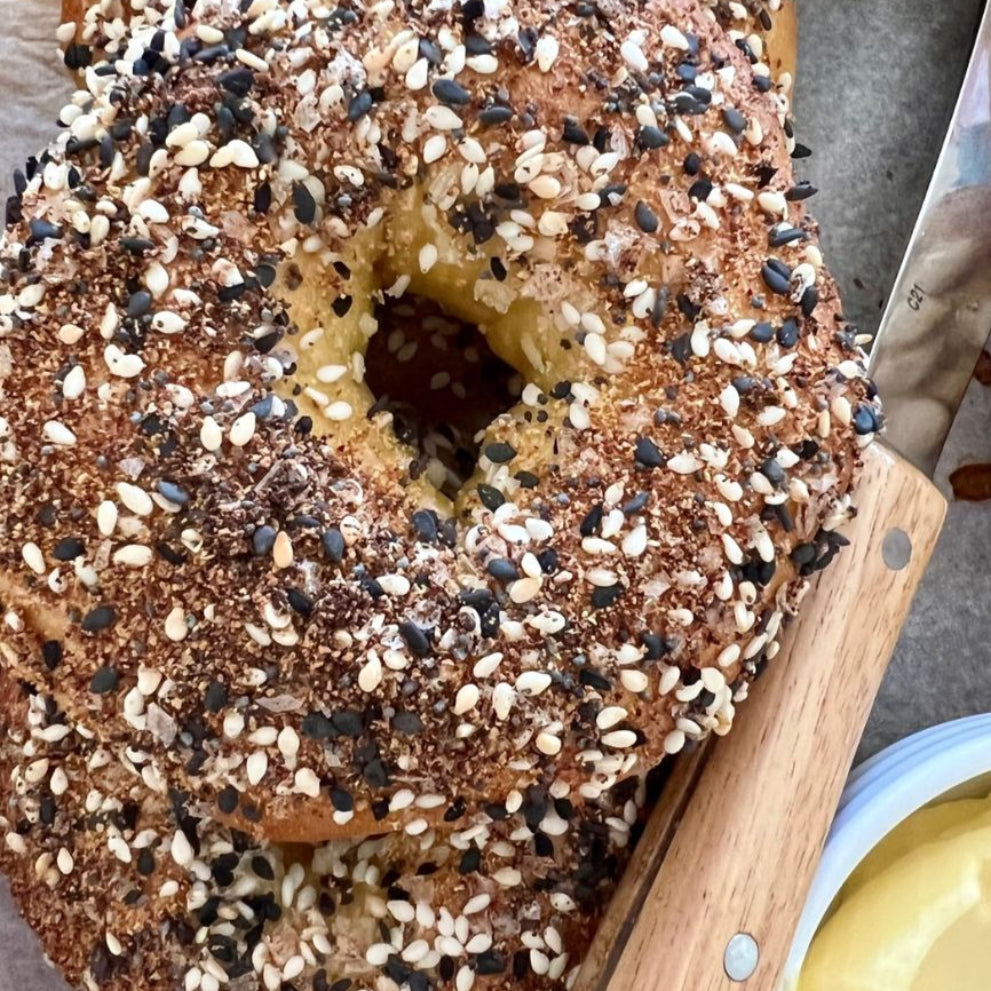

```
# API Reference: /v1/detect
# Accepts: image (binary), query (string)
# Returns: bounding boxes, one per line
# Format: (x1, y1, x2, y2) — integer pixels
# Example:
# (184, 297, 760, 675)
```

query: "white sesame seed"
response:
(164, 607, 188, 643)
(43, 420, 77, 446)
(529, 174, 562, 199)
(246, 751, 268, 785)
(535, 35, 559, 71)
(366, 944, 393, 967)
(152, 310, 186, 334)
(453, 683, 480, 715)
(354, 651, 383, 692)
(601, 729, 637, 749)
(137, 199, 169, 224)
(229, 411, 256, 446)
(667, 453, 703, 474)
(516, 671, 552, 696)
(294, 767, 321, 797)
(419, 242, 439, 273)
(324, 401, 353, 421)
(171, 830, 194, 867)
(405, 57, 429, 90)
(425, 105, 462, 130)
(621, 39, 648, 72)
(535, 730, 562, 755)
(596, 706, 628, 730)
(509, 576, 542, 604)
(718, 643, 742, 668)
(117, 482, 153, 516)
(621, 526, 648, 558)
(22, 542, 45, 575)
(757, 406, 787, 427)
(112, 544, 153, 568)
(200, 416, 223, 452)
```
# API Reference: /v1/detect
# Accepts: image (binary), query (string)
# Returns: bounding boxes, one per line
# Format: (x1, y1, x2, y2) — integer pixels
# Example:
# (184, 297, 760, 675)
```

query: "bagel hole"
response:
(365, 294, 521, 500)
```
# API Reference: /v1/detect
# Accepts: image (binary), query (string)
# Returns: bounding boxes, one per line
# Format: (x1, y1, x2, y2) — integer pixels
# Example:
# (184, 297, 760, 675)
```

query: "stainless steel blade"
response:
(869, 0, 991, 476)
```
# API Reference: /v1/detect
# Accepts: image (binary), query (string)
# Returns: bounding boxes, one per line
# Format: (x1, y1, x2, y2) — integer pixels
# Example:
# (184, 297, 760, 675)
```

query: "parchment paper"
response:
(0, 0, 989, 986)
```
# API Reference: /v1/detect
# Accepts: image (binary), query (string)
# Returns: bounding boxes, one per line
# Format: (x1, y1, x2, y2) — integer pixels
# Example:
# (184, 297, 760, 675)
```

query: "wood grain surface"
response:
(575, 442, 946, 991)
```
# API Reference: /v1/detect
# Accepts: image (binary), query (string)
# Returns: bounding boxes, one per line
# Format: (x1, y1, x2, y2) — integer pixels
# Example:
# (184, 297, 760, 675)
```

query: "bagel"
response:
(0, 662, 640, 991)
(2, 0, 872, 839)
(0, 0, 879, 987)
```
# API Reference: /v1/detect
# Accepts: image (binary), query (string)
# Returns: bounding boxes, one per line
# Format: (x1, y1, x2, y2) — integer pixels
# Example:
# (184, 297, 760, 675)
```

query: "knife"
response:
(869, 0, 991, 475)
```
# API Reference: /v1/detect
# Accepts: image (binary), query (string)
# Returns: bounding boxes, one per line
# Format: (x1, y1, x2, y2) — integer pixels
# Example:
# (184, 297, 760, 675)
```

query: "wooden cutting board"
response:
(574, 441, 947, 991)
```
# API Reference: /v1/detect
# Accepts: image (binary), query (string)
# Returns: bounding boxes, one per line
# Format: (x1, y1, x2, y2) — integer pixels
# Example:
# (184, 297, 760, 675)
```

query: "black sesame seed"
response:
(419, 37, 443, 64)
(761, 262, 791, 296)
(432, 78, 471, 106)
(634, 201, 659, 234)
(52, 537, 85, 561)
(777, 318, 800, 349)
(476, 483, 505, 511)
(487, 558, 519, 582)
(251, 856, 275, 880)
(476, 951, 507, 976)
(332, 710, 364, 738)
(785, 181, 818, 201)
(81, 604, 116, 633)
(683, 151, 702, 175)
(90, 666, 119, 694)
(293, 183, 317, 225)
(399, 620, 431, 657)
(393, 710, 424, 735)
(853, 404, 879, 435)
(769, 226, 807, 248)
(749, 321, 775, 344)
(347, 90, 374, 121)
(157, 480, 190, 505)
(791, 543, 816, 566)
(722, 107, 746, 134)
(478, 105, 513, 126)
(217, 786, 239, 814)
(459, 847, 481, 874)
(800, 286, 819, 316)
(217, 67, 254, 96)
(411, 509, 439, 542)
(287, 588, 313, 617)
(634, 436, 665, 469)
(42, 640, 63, 670)
(203, 682, 228, 712)
(321, 528, 346, 563)
(562, 119, 590, 145)
(591, 584, 623, 609)
(331, 295, 353, 318)
(330, 787, 353, 812)
(761, 458, 785, 486)
(301, 711, 336, 740)
(64, 44, 92, 70)
(792, 142, 813, 159)
(515, 470, 539, 488)
(580, 504, 603, 536)
(636, 125, 669, 150)
(484, 441, 516, 463)
(579, 668, 612, 691)
(622, 491, 650, 515)
(127, 290, 153, 318)
(252, 526, 277, 556)
(27, 219, 62, 247)
(688, 177, 713, 201)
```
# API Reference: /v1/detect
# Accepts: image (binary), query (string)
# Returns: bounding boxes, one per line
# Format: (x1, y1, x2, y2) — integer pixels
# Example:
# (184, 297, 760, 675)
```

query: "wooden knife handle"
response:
(575, 443, 946, 991)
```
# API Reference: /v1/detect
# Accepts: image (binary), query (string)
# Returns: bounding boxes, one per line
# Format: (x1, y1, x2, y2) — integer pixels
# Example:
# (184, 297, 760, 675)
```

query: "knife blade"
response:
(869, 0, 991, 477)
